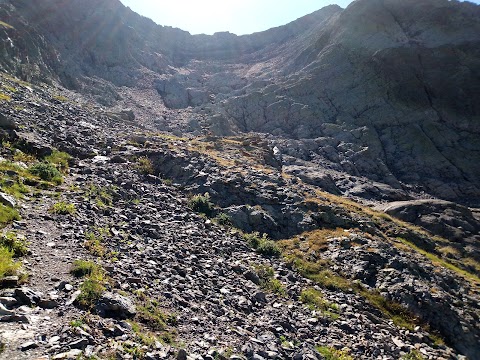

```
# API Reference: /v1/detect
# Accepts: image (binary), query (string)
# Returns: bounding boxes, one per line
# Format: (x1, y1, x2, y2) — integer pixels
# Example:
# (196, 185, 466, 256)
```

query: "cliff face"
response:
(0, 1, 480, 358)
(0, 0, 479, 205)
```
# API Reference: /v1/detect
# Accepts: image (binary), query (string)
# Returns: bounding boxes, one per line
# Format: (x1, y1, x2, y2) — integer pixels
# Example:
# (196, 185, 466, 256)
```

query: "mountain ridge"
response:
(0, 0, 479, 358)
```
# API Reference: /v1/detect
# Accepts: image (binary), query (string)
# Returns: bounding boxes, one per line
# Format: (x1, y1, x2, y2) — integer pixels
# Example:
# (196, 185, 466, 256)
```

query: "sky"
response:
(119, 0, 354, 35)
(120, 0, 480, 35)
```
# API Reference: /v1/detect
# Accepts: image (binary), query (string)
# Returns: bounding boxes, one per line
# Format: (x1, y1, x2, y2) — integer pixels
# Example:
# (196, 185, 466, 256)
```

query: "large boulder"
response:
(95, 292, 136, 319)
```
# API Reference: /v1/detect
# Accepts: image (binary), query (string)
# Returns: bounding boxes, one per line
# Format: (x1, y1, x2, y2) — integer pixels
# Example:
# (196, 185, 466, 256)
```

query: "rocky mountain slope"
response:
(0, 0, 479, 359)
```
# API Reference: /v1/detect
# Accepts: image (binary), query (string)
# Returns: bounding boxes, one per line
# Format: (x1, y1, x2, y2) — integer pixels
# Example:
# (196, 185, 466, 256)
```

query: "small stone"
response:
(253, 292, 267, 303)
(0, 276, 19, 288)
(0, 296, 17, 307)
(0, 314, 30, 323)
(68, 338, 89, 350)
(15, 287, 41, 306)
(52, 349, 83, 359)
(244, 270, 260, 285)
(0, 303, 14, 315)
(20, 341, 39, 351)
(177, 349, 188, 360)
(0, 192, 16, 208)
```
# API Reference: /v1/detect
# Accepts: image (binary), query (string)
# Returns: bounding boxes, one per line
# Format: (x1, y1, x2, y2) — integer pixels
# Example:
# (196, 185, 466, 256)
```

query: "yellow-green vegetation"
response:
(396, 238, 480, 285)
(70, 259, 102, 278)
(244, 232, 281, 257)
(213, 212, 232, 226)
(134, 294, 177, 345)
(135, 156, 155, 175)
(254, 264, 286, 296)
(84, 184, 114, 208)
(53, 95, 69, 102)
(13, 150, 36, 164)
(0, 93, 11, 102)
(281, 231, 421, 331)
(316, 346, 353, 360)
(0, 204, 20, 228)
(72, 260, 107, 308)
(84, 228, 109, 257)
(188, 193, 214, 217)
(0, 232, 28, 257)
(401, 349, 424, 360)
(0, 246, 20, 279)
(45, 150, 71, 173)
(70, 319, 85, 328)
(2, 85, 17, 93)
(300, 288, 340, 319)
(50, 201, 76, 215)
(0, 21, 13, 29)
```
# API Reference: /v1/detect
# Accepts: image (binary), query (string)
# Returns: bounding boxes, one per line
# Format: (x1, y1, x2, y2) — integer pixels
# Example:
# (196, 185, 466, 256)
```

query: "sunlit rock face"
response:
(0, 0, 479, 206)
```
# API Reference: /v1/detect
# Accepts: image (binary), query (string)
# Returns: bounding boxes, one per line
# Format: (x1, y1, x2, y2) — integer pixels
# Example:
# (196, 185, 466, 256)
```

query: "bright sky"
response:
(120, 0, 480, 35)
(120, 0, 354, 35)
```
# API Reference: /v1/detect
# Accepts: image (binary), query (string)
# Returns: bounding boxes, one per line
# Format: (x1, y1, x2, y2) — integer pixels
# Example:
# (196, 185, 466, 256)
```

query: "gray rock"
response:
(95, 292, 136, 319)
(0, 113, 16, 130)
(19, 341, 39, 351)
(14, 287, 41, 306)
(0, 192, 16, 208)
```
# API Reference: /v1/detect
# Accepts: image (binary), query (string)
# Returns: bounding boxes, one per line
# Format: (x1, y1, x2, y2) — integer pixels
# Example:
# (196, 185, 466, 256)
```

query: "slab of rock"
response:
(0, 192, 16, 208)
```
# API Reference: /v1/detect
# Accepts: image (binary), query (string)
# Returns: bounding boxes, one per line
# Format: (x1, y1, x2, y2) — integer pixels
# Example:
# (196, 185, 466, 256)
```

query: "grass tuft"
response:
(188, 193, 214, 217)
(50, 201, 76, 215)
(70, 259, 102, 278)
(0, 246, 20, 278)
(29, 162, 63, 184)
(316, 346, 353, 360)
(244, 232, 281, 257)
(0, 232, 28, 257)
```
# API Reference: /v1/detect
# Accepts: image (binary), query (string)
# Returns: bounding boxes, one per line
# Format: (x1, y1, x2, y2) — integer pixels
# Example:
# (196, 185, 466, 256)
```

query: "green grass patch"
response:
(29, 162, 63, 184)
(135, 156, 155, 175)
(84, 184, 114, 208)
(70, 259, 102, 278)
(244, 232, 281, 257)
(300, 287, 339, 319)
(0, 93, 11, 102)
(84, 230, 107, 258)
(53, 95, 69, 102)
(76, 263, 108, 308)
(316, 346, 353, 360)
(0, 232, 28, 257)
(401, 349, 424, 360)
(50, 201, 76, 215)
(45, 150, 71, 173)
(254, 264, 286, 296)
(0, 246, 20, 278)
(397, 238, 480, 286)
(188, 193, 214, 217)
(0, 204, 20, 228)
(213, 212, 232, 226)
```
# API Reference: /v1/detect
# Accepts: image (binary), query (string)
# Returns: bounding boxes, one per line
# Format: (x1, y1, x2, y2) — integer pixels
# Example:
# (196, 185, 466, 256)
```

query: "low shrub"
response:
(188, 193, 214, 217)
(45, 150, 71, 173)
(214, 212, 232, 226)
(29, 162, 62, 183)
(244, 232, 280, 257)
(75, 263, 107, 308)
(136, 156, 155, 175)
(70, 259, 101, 278)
